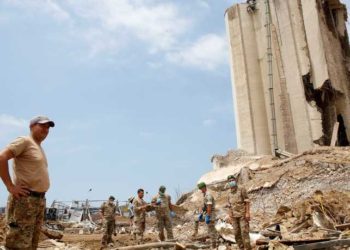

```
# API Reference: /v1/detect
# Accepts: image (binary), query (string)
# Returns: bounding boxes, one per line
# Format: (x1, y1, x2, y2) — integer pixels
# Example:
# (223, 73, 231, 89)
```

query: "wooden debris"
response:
(293, 239, 350, 250)
(260, 228, 281, 238)
(191, 234, 209, 242)
(330, 122, 339, 147)
(41, 226, 64, 240)
(174, 242, 186, 250)
(335, 223, 350, 231)
(114, 242, 178, 250)
(289, 220, 310, 233)
(113, 241, 208, 250)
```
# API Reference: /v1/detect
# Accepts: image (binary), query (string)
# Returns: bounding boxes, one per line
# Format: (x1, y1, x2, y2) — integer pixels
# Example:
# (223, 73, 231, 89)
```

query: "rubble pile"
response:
(248, 147, 350, 228)
(178, 147, 350, 247)
(38, 239, 88, 250)
(63, 219, 97, 234)
(260, 190, 350, 241)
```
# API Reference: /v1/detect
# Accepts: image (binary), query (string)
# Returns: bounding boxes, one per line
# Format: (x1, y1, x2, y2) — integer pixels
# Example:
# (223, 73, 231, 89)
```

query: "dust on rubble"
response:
(181, 148, 350, 226)
(178, 147, 350, 246)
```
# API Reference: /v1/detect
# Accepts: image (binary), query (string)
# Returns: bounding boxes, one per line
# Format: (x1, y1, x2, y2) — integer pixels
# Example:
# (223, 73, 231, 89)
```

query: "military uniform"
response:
(227, 186, 251, 250)
(194, 192, 217, 248)
(5, 136, 50, 250)
(132, 197, 147, 242)
(100, 201, 116, 246)
(152, 193, 173, 241)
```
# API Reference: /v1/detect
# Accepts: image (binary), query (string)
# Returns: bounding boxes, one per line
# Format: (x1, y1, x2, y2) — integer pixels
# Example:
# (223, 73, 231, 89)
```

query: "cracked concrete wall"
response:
(225, 0, 350, 155)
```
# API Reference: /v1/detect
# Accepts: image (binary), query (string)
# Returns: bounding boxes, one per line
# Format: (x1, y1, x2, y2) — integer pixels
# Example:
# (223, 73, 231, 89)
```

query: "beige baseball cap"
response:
(30, 115, 55, 127)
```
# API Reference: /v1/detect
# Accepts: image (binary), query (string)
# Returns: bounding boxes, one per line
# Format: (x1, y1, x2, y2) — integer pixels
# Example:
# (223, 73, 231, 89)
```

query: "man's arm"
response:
(133, 200, 142, 212)
(0, 148, 29, 198)
(100, 204, 105, 218)
(168, 195, 173, 211)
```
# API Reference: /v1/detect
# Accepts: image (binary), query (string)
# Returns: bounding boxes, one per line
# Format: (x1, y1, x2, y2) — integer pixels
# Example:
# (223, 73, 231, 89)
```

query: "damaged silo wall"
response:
(225, 0, 350, 155)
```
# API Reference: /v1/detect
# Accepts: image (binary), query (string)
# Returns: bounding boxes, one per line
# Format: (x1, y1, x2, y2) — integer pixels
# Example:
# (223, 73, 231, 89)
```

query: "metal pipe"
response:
(265, 0, 279, 154)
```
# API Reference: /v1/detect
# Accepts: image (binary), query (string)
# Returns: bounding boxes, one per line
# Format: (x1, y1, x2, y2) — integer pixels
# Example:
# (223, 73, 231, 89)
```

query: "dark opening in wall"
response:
(321, 0, 338, 37)
(337, 114, 349, 146)
(302, 74, 341, 146)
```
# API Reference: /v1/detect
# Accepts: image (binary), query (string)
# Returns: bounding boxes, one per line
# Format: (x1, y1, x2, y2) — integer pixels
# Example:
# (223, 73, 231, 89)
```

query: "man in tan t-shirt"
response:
(0, 115, 55, 250)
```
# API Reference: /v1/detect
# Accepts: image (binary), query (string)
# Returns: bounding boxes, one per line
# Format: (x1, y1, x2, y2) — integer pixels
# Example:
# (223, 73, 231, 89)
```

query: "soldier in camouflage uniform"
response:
(100, 196, 117, 248)
(151, 185, 174, 241)
(0, 115, 55, 250)
(193, 182, 217, 249)
(226, 175, 251, 250)
(132, 188, 150, 243)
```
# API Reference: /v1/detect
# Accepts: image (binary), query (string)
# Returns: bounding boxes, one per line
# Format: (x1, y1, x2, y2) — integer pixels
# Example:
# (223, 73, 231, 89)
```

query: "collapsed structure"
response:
(2, 1, 350, 249)
(225, 0, 350, 155)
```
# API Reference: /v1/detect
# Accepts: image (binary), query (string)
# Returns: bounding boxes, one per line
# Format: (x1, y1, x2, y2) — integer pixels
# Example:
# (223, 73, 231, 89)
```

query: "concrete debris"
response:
(37, 239, 86, 250)
(41, 225, 64, 240)
(215, 220, 261, 245)
(268, 241, 294, 250)
(64, 219, 96, 235)
(259, 190, 350, 243)
(38, 239, 65, 248)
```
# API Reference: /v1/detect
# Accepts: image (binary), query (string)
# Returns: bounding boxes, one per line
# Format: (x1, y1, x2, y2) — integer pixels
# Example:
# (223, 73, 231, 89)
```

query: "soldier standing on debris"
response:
(100, 195, 117, 248)
(0, 115, 55, 250)
(226, 175, 251, 250)
(193, 182, 217, 249)
(151, 185, 175, 241)
(132, 188, 150, 243)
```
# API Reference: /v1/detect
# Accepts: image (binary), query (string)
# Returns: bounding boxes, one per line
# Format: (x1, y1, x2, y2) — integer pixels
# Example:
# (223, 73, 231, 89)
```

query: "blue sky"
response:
(0, 0, 239, 206)
(1, 0, 349, 207)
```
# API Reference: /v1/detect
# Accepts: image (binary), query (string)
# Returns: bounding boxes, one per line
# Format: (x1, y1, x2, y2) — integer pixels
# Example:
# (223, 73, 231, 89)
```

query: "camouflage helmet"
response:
(109, 195, 115, 201)
(159, 185, 166, 193)
(197, 182, 206, 189)
(227, 175, 236, 181)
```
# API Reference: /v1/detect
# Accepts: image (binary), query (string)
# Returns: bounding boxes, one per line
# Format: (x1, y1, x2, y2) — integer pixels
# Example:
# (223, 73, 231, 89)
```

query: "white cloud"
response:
(167, 34, 228, 70)
(3, 0, 189, 56)
(0, 114, 27, 128)
(3, 0, 70, 21)
(202, 119, 216, 127)
(0, 114, 27, 141)
(2, 0, 229, 71)
(80, 28, 122, 58)
(65, 0, 190, 56)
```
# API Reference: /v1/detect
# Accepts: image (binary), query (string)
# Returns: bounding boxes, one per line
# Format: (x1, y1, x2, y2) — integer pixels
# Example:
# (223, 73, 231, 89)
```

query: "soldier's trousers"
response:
(232, 217, 251, 250)
(157, 214, 173, 241)
(194, 217, 217, 247)
(133, 218, 145, 241)
(101, 219, 115, 245)
(5, 195, 46, 250)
